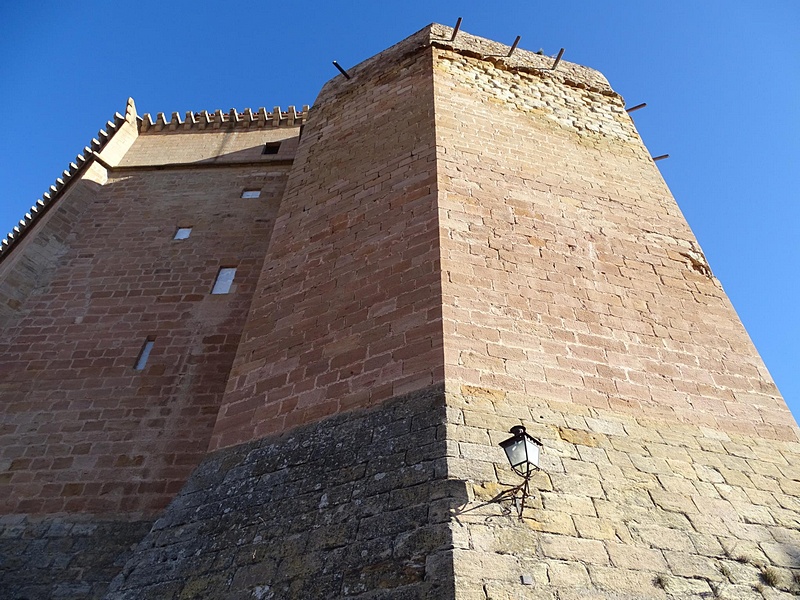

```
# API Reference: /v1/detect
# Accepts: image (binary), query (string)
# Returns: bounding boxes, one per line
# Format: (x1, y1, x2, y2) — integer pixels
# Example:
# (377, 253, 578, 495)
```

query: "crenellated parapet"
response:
(138, 105, 310, 133)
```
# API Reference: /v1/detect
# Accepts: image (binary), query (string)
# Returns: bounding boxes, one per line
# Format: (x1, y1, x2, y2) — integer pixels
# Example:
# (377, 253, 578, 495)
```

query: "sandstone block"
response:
(540, 534, 609, 564)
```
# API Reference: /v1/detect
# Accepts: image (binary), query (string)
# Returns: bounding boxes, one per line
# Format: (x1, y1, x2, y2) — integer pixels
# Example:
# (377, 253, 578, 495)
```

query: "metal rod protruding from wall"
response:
(508, 35, 521, 57)
(652, 154, 670, 162)
(332, 61, 351, 80)
(552, 48, 565, 70)
(626, 103, 647, 113)
(451, 17, 462, 41)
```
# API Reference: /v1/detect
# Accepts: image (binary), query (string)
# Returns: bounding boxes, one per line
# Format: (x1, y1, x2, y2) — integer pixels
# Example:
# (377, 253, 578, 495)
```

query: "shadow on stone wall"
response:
(104, 385, 462, 600)
(0, 517, 153, 600)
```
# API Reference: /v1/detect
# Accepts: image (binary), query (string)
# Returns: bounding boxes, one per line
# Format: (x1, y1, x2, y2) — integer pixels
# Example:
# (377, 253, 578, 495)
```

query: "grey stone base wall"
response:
(445, 385, 800, 600)
(0, 516, 153, 600)
(105, 385, 460, 599)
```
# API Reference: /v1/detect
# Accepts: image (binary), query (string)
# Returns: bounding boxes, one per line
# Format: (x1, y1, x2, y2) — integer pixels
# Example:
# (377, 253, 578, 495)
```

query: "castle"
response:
(1, 23, 798, 599)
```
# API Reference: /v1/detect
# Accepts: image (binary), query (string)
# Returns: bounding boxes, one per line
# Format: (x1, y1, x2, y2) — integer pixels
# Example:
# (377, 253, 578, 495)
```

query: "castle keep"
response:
(2, 24, 798, 599)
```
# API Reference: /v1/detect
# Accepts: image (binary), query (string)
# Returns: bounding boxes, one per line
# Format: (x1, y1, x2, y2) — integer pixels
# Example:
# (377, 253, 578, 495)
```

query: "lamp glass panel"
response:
(503, 438, 528, 468)
(524, 438, 540, 468)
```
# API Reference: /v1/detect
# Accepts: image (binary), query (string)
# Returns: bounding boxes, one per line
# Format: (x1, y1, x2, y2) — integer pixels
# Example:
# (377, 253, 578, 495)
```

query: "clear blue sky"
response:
(1, 1, 797, 420)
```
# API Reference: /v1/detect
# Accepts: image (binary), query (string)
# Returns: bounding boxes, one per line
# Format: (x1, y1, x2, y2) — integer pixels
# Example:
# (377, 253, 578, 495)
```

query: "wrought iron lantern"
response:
(499, 425, 542, 476)
(497, 425, 543, 519)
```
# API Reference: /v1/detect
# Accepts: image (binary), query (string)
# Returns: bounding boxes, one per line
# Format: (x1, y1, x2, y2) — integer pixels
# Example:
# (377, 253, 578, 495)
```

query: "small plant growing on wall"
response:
(653, 574, 668, 590)
(760, 566, 780, 588)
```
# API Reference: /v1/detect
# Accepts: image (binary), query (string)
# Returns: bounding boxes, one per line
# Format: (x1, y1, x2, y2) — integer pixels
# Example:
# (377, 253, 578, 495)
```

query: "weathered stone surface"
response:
(548, 561, 591, 587)
(447, 379, 800, 597)
(0, 163, 289, 517)
(0, 517, 152, 599)
(541, 534, 610, 564)
(104, 386, 457, 599)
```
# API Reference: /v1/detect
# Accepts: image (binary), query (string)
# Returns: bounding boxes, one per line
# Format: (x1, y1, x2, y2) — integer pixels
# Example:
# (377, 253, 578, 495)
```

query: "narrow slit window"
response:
(241, 189, 261, 198)
(174, 227, 192, 240)
(135, 339, 155, 370)
(211, 267, 237, 294)
(262, 142, 281, 155)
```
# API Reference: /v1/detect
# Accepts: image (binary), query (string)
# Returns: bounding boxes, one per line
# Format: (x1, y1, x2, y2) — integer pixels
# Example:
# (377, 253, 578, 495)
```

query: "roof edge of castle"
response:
(0, 100, 311, 261)
(0, 98, 138, 260)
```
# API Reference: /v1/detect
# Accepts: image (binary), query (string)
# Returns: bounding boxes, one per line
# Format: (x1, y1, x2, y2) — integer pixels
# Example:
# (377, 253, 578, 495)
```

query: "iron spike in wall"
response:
(450, 17, 462, 41)
(552, 48, 565, 70)
(332, 60, 351, 79)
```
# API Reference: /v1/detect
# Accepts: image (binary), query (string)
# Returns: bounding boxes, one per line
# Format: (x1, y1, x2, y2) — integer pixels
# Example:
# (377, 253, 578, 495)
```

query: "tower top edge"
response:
(427, 22, 614, 94)
(322, 22, 617, 99)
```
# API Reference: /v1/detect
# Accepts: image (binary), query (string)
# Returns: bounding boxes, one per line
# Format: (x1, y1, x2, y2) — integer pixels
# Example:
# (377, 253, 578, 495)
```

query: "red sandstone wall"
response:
(0, 134, 294, 515)
(432, 45, 796, 440)
(0, 173, 104, 330)
(210, 32, 444, 450)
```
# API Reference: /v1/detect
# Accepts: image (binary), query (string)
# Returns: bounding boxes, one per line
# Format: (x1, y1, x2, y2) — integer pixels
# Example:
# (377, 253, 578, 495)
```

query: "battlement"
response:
(320, 23, 617, 102)
(137, 105, 310, 133)
(426, 22, 617, 96)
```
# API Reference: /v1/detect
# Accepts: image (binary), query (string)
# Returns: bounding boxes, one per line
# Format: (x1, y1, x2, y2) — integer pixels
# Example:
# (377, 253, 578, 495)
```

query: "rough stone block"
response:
(540, 534, 609, 564)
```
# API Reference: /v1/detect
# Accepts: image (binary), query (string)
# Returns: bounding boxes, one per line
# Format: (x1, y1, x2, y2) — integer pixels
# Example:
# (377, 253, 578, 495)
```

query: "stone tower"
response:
(1, 24, 798, 600)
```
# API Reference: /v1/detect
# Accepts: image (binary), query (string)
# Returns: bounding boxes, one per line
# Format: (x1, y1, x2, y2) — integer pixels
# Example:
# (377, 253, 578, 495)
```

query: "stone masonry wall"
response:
(210, 28, 444, 450)
(446, 386, 800, 599)
(433, 43, 793, 438)
(429, 32, 800, 599)
(104, 386, 457, 600)
(3, 23, 798, 600)
(119, 128, 299, 167)
(0, 515, 153, 600)
(0, 133, 296, 516)
(0, 162, 110, 330)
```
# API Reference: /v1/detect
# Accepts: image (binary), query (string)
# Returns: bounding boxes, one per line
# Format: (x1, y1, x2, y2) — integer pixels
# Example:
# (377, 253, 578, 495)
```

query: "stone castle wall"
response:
(104, 386, 456, 600)
(433, 43, 791, 437)
(0, 127, 298, 517)
(1, 516, 152, 600)
(446, 387, 800, 599)
(0, 171, 104, 331)
(209, 29, 445, 450)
